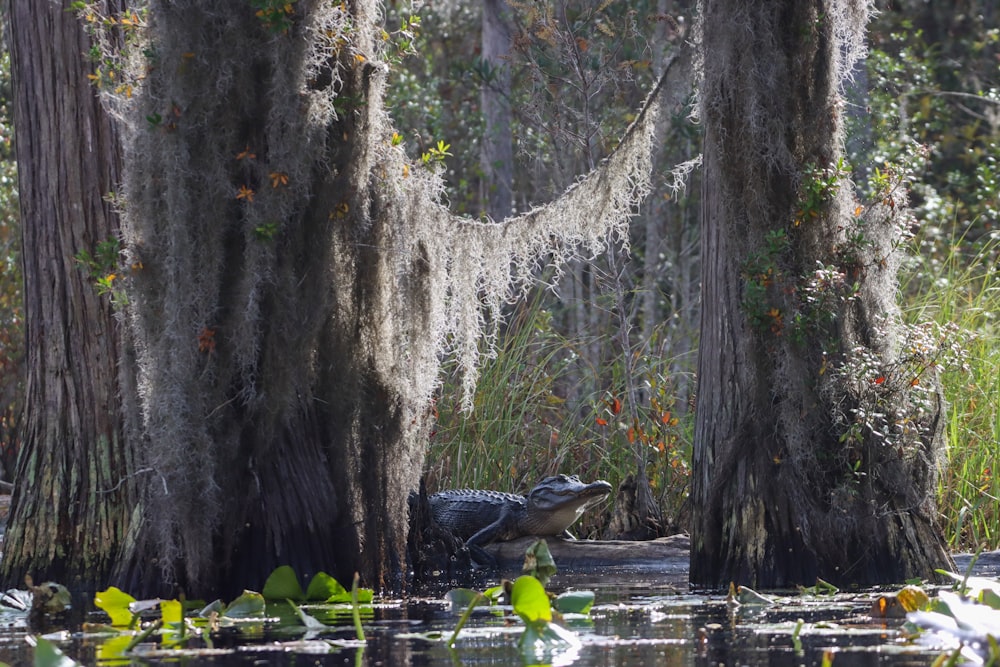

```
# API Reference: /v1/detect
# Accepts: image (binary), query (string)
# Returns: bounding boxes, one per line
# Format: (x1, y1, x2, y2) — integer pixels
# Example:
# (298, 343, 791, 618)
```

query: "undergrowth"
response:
(902, 230, 1000, 552)
(426, 290, 694, 539)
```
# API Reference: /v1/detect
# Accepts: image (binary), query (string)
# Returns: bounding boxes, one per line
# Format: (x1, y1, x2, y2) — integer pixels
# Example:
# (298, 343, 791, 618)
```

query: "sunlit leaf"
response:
(94, 587, 136, 627)
(94, 633, 133, 666)
(896, 585, 930, 612)
(160, 599, 183, 625)
(511, 576, 550, 624)
(304, 572, 351, 602)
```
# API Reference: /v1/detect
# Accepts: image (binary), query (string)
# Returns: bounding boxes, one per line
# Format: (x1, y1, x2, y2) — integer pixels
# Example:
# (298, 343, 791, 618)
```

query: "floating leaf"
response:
(896, 585, 930, 612)
(511, 576, 550, 625)
(94, 587, 136, 627)
(160, 599, 183, 625)
(263, 566, 305, 602)
(305, 572, 346, 602)
(554, 590, 594, 615)
(445, 588, 482, 614)
(224, 591, 266, 618)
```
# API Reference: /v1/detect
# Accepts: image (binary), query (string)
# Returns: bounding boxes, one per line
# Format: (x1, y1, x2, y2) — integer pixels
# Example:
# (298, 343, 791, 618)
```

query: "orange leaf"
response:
(235, 146, 256, 161)
(595, 417, 608, 427)
(609, 396, 622, 415)
(873, 376, 886, 385)
(236, 185, 255, 202)
(661, 411, 672, 425)
(198, 328, 216, 353)
(626, 427, 636, 444)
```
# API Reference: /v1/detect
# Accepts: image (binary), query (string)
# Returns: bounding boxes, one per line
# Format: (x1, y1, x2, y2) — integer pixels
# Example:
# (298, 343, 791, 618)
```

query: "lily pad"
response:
(554, 590, 595, 615)
(262, 566, 305, 602)
(94, 587, 137, 627)
(224, 591, 266, 618)
(511, 575, 551, 624)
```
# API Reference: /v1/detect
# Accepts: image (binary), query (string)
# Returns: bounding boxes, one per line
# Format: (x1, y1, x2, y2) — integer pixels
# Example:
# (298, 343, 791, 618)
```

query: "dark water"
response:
(0, 575, 955, 666)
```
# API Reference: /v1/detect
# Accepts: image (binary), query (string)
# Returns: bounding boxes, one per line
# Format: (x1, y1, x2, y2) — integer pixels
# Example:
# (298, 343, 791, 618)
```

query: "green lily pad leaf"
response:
(304, 572, 345, 602)
(511, 576, 551, 624)
(27, 635, 82, 667)
(445, 588, 483, 613)
(263, 566, 305, 602)
(554, 590, 594, 615)
(94, 587, 136, 627)
(224, 590, 266, 618)
(482, 584, 505, 604)
(160, 599, 183, 625)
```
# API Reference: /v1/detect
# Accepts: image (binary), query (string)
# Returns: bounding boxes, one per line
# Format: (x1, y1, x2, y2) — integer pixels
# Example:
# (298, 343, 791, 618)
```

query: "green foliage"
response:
(74, 236, 128, 304)
(420, 139, 452, 166)
(902, 233, 1000, 551)
(793, 159, 849, 228)
(249, 0, 297, 35)
(261, 565, 373, 604)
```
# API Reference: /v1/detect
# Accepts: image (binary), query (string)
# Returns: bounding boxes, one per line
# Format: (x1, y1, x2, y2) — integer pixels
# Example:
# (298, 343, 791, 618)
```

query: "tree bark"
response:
(690, 0, 952, 589)
(481, 0, 514, 220)
(1, 0, 133, 592)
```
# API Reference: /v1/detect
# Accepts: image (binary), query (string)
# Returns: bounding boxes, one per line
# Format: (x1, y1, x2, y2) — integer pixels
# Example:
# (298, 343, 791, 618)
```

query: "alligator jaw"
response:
(526, 476, 613, 535)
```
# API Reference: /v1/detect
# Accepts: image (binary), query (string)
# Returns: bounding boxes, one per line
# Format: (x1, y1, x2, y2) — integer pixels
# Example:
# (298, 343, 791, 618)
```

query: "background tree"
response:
(690, 0, 953, 588)
(0, 0, 133, 591)
(5, 0, 665, 597)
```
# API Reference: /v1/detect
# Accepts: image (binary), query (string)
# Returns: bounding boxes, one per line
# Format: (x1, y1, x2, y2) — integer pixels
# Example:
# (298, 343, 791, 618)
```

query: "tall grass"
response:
(902, 232, 1000, 552)
(426, 290, 695, 538)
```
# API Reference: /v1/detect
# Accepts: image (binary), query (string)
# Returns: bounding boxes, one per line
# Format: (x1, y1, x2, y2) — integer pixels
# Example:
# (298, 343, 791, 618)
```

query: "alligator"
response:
(429, 474, 613, 555)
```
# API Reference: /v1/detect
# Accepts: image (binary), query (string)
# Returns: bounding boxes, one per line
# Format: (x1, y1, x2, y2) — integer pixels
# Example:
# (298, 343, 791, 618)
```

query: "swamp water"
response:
(0, 571, 975, 666)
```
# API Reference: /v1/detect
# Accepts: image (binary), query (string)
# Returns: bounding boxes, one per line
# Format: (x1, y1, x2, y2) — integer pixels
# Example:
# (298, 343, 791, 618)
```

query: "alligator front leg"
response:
(465, 520, 507, 568)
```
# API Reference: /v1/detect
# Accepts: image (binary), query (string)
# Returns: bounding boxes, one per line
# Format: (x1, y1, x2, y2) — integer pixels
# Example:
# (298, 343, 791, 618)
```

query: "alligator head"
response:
(525, 473, 613, 535)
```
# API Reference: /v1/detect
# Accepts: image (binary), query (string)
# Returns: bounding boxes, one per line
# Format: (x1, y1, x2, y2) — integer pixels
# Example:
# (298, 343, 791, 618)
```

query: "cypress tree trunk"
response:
(1, 0, 133, 591)
(690, 0, 952, 588)
(9, 0, 661, 598)
(104, 0, 437, 597)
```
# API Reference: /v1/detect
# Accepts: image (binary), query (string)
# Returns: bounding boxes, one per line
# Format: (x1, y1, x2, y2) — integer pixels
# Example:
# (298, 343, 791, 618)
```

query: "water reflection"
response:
(0, 576, 955, 666)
